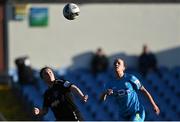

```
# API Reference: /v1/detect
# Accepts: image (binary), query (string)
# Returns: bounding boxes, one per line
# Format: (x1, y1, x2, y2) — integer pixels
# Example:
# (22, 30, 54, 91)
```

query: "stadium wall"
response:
(6, 3, 180, 69)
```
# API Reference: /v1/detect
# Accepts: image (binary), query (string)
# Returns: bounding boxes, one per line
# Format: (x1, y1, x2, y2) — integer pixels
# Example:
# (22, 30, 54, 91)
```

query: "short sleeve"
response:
(130, 75, 142, 90)
(63, 80, 72, 88)
(59, 80, 73, 92)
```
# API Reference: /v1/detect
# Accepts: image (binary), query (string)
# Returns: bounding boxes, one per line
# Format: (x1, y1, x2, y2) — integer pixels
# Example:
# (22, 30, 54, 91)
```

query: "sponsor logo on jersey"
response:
(64, 81, 71, 87)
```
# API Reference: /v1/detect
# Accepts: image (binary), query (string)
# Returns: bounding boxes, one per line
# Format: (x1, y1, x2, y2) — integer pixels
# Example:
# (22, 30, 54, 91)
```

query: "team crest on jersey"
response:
(64, 81, 71, 87)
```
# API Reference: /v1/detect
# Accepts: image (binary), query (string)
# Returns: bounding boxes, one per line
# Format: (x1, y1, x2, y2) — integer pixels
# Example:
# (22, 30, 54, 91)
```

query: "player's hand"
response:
(106, 89, 113, 95)
(34, 107, 40, 115)
(82, 95, 88, 102)
(154, 104, 160, 115)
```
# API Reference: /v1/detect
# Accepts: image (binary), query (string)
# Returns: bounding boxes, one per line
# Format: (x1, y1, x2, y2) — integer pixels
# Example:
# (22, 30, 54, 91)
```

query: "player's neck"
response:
(116, 72, 124, 79)
(118, 72, 124, 78)
(48, 79, 55, 87)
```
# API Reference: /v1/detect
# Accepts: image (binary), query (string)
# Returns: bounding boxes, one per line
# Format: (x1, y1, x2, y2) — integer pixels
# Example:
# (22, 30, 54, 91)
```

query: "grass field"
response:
(0, 85, 32, 120)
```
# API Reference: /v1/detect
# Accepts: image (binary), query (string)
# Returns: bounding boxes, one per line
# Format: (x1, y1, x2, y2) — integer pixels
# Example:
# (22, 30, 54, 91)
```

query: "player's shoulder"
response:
(63, 80, 73, 88)
(56, 79, 72, 88)
(125, 73, 138, 81)
(44, 88, 50, 97)
(55, 79, 65, 83)
(125, 73, 135, 78)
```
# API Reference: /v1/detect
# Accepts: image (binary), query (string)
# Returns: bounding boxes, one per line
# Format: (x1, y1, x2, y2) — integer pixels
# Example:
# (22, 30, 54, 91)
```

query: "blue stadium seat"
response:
(54, 68, 180, 121)
(43, 109, 55, 121)
(36, 79, 48, 95)
(171, 66, 180, 80)
(21, 84, 56, 120)
(21, 85, 43, 107)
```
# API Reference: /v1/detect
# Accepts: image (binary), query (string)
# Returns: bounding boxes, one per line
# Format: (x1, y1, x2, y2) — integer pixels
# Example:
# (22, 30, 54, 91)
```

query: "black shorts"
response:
(56, 111, 84, 121)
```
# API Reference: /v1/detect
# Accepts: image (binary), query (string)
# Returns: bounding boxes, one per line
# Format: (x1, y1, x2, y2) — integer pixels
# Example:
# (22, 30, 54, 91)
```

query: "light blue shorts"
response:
(120, 107, 145, 122)
(130, 109, 145, 122)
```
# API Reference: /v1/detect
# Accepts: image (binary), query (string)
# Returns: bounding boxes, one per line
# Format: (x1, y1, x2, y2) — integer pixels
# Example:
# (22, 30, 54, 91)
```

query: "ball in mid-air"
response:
(63, 3, 80, 20)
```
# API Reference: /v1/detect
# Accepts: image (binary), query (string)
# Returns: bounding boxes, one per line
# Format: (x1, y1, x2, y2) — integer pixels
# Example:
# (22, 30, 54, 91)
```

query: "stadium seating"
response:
(10, 66, 180, 121)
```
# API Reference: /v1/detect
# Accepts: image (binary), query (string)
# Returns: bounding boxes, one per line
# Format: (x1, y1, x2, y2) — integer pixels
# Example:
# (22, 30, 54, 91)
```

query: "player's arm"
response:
(100, 89, 113, 102)
(33, 91, 49, 117)
(100, 92, 108, 101)
(140, 86, 160, 115)
(33, 107, 48, 116)
(70, 84, 88, 102)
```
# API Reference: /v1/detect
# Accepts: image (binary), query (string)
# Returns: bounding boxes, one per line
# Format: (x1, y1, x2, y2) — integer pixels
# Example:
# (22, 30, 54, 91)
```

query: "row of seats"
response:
(9, 66, 180, 121)
(63, 67, 180, 121)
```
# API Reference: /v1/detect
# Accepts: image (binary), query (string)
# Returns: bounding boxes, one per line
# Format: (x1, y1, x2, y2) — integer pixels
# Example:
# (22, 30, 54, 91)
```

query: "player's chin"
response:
(115, 68, 119, 72)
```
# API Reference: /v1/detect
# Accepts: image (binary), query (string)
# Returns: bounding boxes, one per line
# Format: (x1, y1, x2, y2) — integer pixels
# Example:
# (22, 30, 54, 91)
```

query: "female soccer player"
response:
(33, 67, 88, 121)
(101, 58, 160, 121)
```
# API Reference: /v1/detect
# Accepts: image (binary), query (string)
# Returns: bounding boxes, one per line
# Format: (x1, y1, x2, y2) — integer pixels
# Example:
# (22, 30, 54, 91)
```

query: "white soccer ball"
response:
(63, 3, 80, 20)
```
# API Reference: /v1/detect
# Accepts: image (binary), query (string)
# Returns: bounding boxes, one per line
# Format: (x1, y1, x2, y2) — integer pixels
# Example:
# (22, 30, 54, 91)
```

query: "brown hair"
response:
(39, 66, 53, 79)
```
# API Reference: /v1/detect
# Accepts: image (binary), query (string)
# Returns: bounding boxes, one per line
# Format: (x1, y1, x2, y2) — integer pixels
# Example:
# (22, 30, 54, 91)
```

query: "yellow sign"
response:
(13, 4, 28, 20)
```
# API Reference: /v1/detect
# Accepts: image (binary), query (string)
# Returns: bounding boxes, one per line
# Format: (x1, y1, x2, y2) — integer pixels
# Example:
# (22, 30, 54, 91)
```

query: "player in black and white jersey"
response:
(33, 66, 88, 121)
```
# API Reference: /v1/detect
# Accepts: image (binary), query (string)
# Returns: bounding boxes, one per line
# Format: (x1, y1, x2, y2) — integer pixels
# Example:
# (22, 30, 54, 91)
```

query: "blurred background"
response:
(0, 0, 179, 120)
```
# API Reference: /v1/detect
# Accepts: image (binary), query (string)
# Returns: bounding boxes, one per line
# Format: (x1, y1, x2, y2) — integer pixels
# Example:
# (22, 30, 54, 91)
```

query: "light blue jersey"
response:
(104, 73, 145, 121)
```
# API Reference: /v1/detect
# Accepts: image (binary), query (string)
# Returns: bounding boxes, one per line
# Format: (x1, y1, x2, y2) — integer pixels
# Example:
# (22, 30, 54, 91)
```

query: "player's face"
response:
(113, 59, 125, 74)
(42, 68, 55, 84)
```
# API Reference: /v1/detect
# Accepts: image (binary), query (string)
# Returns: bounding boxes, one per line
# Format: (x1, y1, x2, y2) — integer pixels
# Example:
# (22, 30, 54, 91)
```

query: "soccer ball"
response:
(63, 3, 80, 20)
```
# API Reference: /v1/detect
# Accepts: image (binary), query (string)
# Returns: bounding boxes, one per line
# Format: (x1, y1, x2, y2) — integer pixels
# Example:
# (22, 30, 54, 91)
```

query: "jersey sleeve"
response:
(130, 75, 142, 90)
(63, 80, 72, 88)
(60, 80, 73, 92)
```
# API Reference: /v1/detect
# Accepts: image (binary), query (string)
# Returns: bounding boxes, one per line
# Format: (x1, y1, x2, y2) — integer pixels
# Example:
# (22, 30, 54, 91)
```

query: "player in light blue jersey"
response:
(100, 58, 160, 121)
